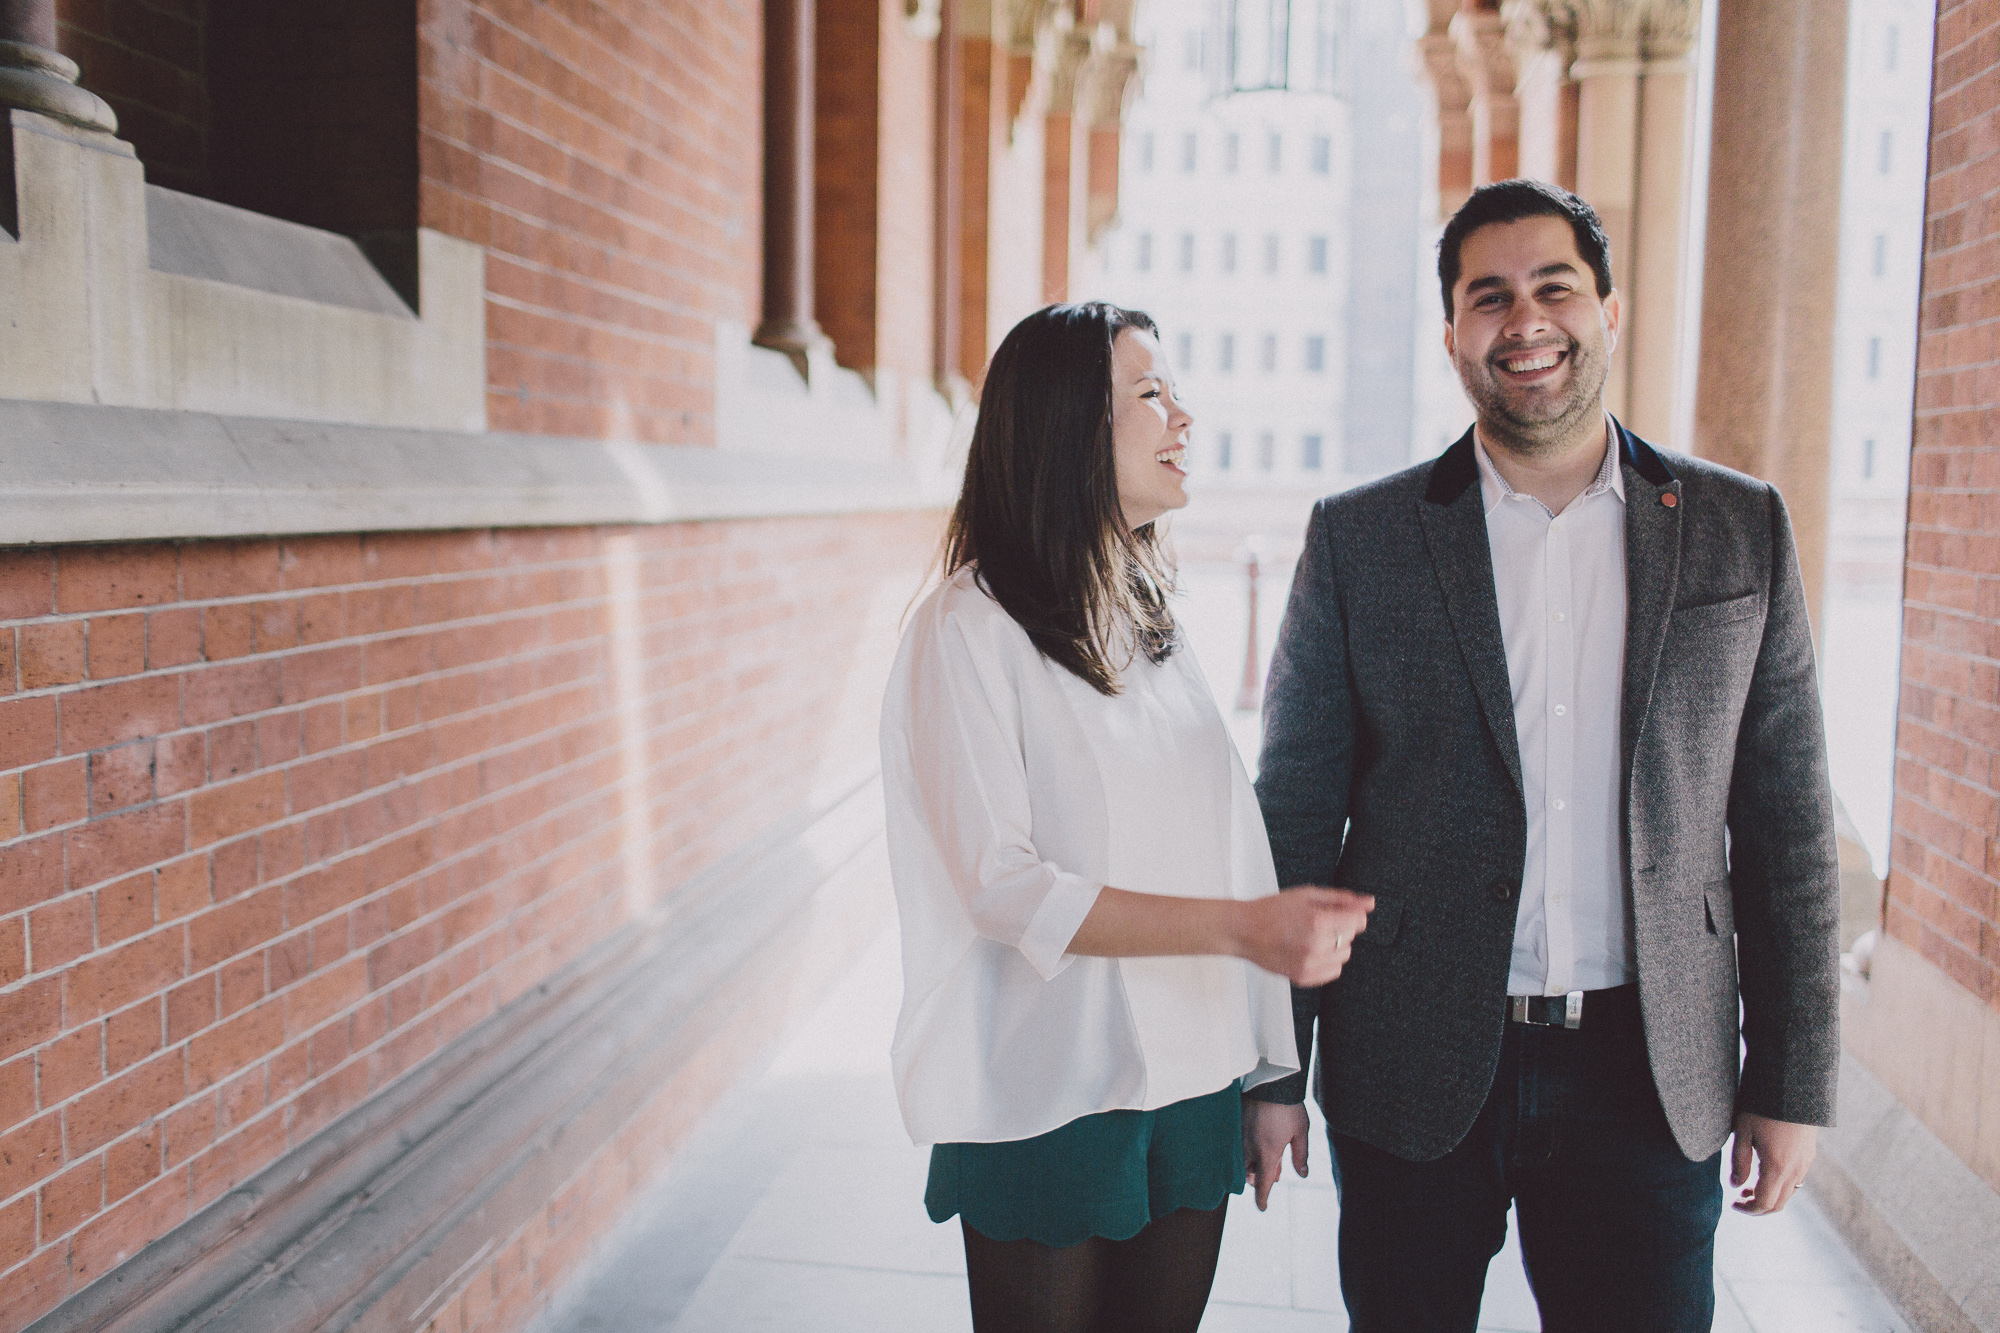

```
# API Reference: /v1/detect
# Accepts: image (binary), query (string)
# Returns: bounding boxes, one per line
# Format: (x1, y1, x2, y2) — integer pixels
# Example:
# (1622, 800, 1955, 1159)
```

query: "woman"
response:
(882, 302, 1373, 1332)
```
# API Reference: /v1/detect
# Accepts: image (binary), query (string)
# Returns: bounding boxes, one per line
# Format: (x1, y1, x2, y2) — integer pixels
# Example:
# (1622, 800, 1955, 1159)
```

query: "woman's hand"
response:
(1243, 1099, 1312, 1210)
(1232, 887, 1374, 985)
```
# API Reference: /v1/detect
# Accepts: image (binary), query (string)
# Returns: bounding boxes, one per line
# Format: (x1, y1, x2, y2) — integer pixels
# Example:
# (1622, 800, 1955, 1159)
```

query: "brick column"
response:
(0, 0, 116, 133)
(755, 0, 829, 370)
(1690, 0, 1850, 626)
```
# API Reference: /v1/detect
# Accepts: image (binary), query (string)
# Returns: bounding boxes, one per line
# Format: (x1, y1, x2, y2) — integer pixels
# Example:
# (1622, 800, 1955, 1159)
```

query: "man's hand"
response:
(1730, 1112, 1817, 1215)
(1243, 1100, 1311, 1211)
(1235, 888, 1374, 986)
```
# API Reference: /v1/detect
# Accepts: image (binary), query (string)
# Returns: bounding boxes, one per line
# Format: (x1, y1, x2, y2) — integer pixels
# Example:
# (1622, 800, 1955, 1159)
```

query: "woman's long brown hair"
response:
(942, 302, 1177, 696)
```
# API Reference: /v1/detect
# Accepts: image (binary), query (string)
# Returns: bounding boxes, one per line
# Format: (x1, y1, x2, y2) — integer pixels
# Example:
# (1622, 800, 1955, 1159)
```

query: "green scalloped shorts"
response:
(923, 1081, 1245, 1249)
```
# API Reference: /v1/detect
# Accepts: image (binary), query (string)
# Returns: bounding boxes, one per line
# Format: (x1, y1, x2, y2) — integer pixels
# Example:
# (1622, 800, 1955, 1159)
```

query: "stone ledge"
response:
(1807, 1051, 2000, 1333)
(25, 773, 891, 1333)
(0, 400, 945, 546)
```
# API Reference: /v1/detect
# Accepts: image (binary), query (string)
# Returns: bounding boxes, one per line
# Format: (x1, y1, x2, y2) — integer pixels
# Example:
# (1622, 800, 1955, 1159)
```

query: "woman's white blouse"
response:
(883, 567, 1299, 1146)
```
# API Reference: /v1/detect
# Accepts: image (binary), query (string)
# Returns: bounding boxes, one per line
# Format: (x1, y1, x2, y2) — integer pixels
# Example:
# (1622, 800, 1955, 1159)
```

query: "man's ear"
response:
(1602, 289, 1623, 353)
(1442, 318, 1456, 359)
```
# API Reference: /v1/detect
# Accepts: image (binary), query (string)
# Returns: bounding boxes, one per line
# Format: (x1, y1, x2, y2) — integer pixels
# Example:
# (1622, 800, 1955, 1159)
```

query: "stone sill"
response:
(0, 399, 951, 547)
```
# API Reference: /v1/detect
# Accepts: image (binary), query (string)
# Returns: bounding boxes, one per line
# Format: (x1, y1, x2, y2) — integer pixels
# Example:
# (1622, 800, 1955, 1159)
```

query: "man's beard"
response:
(1458, 336, 1607, 456)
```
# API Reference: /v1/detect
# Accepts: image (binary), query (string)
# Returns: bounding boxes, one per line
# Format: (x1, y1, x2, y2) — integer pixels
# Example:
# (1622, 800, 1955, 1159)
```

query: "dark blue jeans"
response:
(1330, 988, 1724, 1333)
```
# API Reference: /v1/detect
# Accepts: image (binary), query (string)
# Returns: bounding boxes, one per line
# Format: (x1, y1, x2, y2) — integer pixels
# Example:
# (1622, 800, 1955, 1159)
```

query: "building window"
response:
(1260, 334, 1277, 372)
(1267, 132, 1283, 173)
(1305, 335, 1325, 372)
(1182, 132, 1199, 172)
(1885, 24, 1898, 71)
(1868, 336, 1882, 377)
(1184, 29, 1204, 72)
(1219, 333, 1236, 373)
(1231, 0, 1291, 92)
(1217, 431, 1233, 470)
(1878, 129, 1893, 175)
(1180, 232, 1196, 272)
(1224, 132, 1240, 173)
(1221, 232, 1238, 273)
(1308, 236, 1328, 273)
(1137, 233, 1153, 272)
(1177, 332, 1194, 372)
(1311, 135, 1331, 173)
(1257, 431, 1276, 470)
(1863, 438, 1877, 479)
(1139, 132, 1155, 173)
(1873, 233, 1888, 277)
(1302, 434, 1323, 470)
(1262, 234, 1280, 274)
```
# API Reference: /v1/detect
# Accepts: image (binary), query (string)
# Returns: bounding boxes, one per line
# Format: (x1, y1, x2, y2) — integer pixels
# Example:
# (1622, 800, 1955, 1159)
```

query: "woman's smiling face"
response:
(1109, 328, 1194, 531)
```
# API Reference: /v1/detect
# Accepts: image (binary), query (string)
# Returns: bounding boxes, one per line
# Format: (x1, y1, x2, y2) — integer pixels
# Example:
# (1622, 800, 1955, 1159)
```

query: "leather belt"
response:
(1507, 984, 1638, 1030)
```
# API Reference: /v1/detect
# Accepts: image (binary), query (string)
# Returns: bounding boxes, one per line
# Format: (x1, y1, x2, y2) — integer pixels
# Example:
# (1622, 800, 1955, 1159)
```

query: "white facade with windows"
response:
(1830, 0, 1933, 520)
(1080, 0, 1352, 489)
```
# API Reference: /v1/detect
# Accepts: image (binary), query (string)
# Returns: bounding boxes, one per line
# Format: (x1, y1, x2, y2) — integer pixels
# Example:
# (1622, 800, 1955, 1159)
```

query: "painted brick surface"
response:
(0, 514, 934, 1331)
(1889, 0, 2000, 1011)
(417, 0, 763, 445)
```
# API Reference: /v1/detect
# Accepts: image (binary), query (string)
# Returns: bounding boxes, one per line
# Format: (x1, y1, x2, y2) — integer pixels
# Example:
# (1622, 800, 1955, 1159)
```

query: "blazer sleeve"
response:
(1726, 485, 1842, 1126)
(888, 605, 1105, 982)
(1247, 499, 1360, 1104)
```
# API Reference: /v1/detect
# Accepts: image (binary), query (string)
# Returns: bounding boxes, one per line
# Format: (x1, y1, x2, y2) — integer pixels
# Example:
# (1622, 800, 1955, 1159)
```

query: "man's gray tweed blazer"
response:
(1247, 422, 1840, 1164)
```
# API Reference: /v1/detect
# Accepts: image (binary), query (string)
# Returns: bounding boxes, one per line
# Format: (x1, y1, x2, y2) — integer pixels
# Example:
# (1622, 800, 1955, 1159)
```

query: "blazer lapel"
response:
(1618, 421, 1683, 788)
(1418, 429, 1524, 798)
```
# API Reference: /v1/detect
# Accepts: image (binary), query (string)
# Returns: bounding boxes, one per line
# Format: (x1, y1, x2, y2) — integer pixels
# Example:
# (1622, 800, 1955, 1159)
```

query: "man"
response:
(1242, 179, 1839, 1331)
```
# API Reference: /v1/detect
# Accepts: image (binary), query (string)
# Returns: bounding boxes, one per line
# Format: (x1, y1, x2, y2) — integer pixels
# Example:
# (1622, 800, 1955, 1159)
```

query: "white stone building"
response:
(1080, 0, 1394, 492)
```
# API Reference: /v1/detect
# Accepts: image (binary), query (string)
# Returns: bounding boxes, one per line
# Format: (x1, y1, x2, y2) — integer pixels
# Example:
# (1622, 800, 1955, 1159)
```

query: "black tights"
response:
(961, 1202, 1229, 1333)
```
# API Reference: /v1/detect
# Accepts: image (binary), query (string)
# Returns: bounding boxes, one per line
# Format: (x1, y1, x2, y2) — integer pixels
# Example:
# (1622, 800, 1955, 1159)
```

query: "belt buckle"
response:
(1509, 991, 1585, 1029)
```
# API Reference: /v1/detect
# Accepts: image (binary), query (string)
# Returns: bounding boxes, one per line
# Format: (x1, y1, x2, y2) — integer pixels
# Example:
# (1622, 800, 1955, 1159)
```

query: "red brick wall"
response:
(0, 512, 934, 1331)
(1888, 0, 2000, 1011)
(417, 0, 762, 445)
(54, 0, 208, 196)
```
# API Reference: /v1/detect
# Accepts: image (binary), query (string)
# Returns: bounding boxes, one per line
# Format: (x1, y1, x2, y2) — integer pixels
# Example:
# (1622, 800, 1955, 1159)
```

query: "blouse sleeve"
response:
(888, 603, 1104, 981)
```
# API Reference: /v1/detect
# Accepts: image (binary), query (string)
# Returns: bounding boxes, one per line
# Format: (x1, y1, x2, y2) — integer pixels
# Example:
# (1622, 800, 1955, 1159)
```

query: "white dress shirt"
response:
(882, 566, 1299, 1145)
(1474, 427, 1636, 996)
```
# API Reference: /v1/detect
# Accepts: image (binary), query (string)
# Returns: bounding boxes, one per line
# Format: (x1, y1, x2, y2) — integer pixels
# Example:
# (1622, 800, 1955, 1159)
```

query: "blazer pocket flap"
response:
(1671, 592, 1765, 629)
(1703, 879, 1736, 936)
(1354, 896, 1403, 947)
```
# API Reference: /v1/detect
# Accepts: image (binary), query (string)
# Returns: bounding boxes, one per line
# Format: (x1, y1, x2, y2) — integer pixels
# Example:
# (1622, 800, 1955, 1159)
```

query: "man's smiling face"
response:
(1444, 214, 1621, 454)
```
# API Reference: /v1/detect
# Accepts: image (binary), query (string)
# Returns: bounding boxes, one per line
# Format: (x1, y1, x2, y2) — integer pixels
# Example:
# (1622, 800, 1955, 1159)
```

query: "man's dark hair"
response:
(1437, 179, 1614, 320)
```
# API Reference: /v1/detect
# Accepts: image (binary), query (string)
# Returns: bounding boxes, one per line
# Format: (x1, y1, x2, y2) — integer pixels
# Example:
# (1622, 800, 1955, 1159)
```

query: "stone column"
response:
(1690, 0, 1848, 627)
(1502, 0, 1578, 191)
(932, 0, 964, 396)
(1621, 0, 1698, 444)
(1567, 3, 1645, 421)
(0, 0, 117, 133)
(755, 0, 829, 372)
(1453, 1, 1520, 186)
(1037, 18, 1092, 305)
(1417, 0, 1477, 218)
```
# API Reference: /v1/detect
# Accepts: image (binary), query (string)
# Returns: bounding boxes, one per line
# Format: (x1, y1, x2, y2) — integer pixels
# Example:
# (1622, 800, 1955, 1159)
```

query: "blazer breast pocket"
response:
(1670, 591, 1765, 631)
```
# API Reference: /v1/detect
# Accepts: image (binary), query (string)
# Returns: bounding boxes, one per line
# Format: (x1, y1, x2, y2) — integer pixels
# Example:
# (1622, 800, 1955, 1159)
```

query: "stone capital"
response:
(1451, 7, 1519, 100)
(1501, 0, 1577, 74)
(1077, 34, 1143, 128)
(1416, 30, 1475, 117)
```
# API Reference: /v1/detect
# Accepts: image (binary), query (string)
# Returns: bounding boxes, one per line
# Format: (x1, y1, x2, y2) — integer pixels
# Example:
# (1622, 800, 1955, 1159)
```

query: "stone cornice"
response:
(0, 401, 945, 546)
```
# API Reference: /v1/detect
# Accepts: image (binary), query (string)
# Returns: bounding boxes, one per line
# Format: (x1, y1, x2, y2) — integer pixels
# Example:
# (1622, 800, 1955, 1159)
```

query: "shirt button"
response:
(1554, 704, 1567, 716)
(1553, 799, 1567, 811)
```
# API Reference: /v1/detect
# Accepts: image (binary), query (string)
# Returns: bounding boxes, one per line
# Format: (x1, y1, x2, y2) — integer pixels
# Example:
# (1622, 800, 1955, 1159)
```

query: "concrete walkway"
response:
(530, 922, 1912, 1333)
